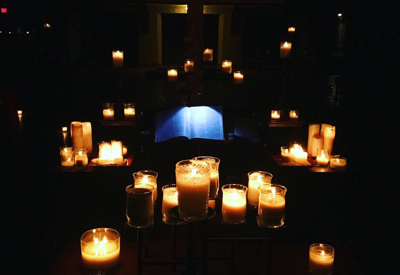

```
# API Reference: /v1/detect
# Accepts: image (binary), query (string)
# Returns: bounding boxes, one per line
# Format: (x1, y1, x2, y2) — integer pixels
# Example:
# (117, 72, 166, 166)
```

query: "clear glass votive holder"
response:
(280, 146, 291, 163)
(258, 184, 287, 228)
(80, 228, 120, 274)
(103, 103, 114, 120)
(222, 184, 247, 224)
(175, 159, 210, 222)
(126, 184, 154, 228)
(193, 156, 220, 199)
(316, 148, 330, 166)
(247, 171, 273, 207)
(60, 146, 74, 167)
(271, 110, 281, 120)
(184, 59, 194, 73)
(124, 103, 135, 120)
(133, 170, 158, 203)
(309, 243, 335, 275)
(329, 157, 347, 170)
(74, 148, 88, 168)
(161, 184, 178, 223)
(289, 109, 299, 120)
(221, 60, 232, 73)
(203, 48, 213, 62)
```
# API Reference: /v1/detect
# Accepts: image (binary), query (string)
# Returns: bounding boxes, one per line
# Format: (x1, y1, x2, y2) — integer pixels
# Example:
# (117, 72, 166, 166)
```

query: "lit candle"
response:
(74, 148, 88, 167)
(103, 103, 114, 120)
(71, 122, 84, 150)
(81, 228, 120, 272)
(290, 144, 308, 164)
(258, 184, 287, 228)
(289, 110, 298, 119)
(43, 23, 50, 28)
(98, 141, 113, 165)
(82, 122, 93, 155)
(62, 126, 68, 143)
(233, 71, 244, 84)
(184, 59, 194, 72)
(124, 103, 135, 120)
(309, 243, 335, 275)
(316, 148, 330, 166)
(193, 156, 220, 199)
(221, 60, 232, 73)
(280, 146, 292, 163)
(133, 170, 158, 203)
(126, 184, 154, 228)
(167, 69, 178, 82)
(161, 184, 178, 223)
(175, 159, 210, 221)
(247, 171, 273, 207)
(307, 123, 321, 156)
(111, 140, 124, 165)
(112, 50, 124, 67)
(280, 41, 292, 59)
(222, 184, 247, 224)
(122, 146, 127, 155)
(17, 110, 22, 117)
(208, 200, 216, 209)
(288, 27, 295, 33)
(323, 125, 335, 154)
(329, 157, 346, 170)
(271, 110, 281, 120)
(60, 146, 74, 167)
(203, 48, 213, 62)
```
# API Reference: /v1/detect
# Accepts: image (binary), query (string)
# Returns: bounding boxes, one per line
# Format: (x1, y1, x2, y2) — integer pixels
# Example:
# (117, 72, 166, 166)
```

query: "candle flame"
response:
(62, 127, 67, 132)
(321, 250, 325, 256)
(191, 168, 198, 175)
(142, 177, 148, 184)
(257, 175, 262, 183)
(272, 187, 276, 198)
(232, 191, 239, 200)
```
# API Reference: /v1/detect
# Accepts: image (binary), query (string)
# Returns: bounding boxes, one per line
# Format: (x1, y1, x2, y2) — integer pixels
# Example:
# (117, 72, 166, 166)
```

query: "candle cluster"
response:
(307, 123, 336, 157)
(70, 121, 93, 155)
(93, 140, 126, 166)
(280, 143, 309, 165)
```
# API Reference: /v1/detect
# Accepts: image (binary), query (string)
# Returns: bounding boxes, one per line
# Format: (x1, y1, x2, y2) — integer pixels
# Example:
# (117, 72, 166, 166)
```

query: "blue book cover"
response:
(155, 106, 224, 142)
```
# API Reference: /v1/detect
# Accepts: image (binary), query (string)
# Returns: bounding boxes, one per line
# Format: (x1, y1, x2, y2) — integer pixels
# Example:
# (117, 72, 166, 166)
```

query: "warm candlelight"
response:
(103, 103, 114, 120)
(62, 127, 67, 132)
(175, 159, 211, 222)
(280, 146, 292, 163)
(161, 184, 178, 223)
(167, 69, 178, 82)
(233, 71, 244, 84)
(288, 27, 295, 33)
(323, 125, 335, 154)
(98, 140, 125, 166)
(112, 50, 124, 67)
(184, 59, 194, 72)
(258, 184, 287, 228)
(126, 184, 154, 228)
(74, 148, 88, 167)
(71, 122, 84, 150)
(43, 23, 50, 28)
(81, 228, 120, 272)
(60, 146, 74, 167)
(133, 170, 158, 203)
(309, 243, 335, 275)
(122, 146, 127, 155)
(222, 184, 247, 224)
(316, 148, 330, 166)
(193, 156, 220, 199)
(329, 157, 346, 170)
(247, 171, 273, 207)
(208, 200, 216, 209)
(290, 143, 308, 164)
(82, 122, 93, 155)
(280, 41, 292, 59)
(17, 110, 22, 116)
(221, 60, 232, 73)
(124, 103, 135, 120)
(271, 110, 281, 120)
(203, 48, 213, 62)
(307, 124, 321, 156)
(289, 110, 299, 119)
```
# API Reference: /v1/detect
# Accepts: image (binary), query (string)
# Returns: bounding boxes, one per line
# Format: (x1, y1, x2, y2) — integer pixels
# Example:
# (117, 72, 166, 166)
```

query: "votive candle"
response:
(309, 243, 335, 275)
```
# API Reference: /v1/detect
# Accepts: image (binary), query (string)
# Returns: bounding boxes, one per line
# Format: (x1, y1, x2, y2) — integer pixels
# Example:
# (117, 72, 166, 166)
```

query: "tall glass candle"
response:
(233, 71, 244, 84)
(74, 148, 88, 167)
(203, 48, 213, 62)
(167, 69, 178, 82)
(222, 184, 247, 224)
(133, 170, 158, 203)
(247, 171, 273, 207)
(161, 184, 178, 223)
(221, 60, 232, 73)
(60, 146, 74, 167)
(124, 103, 136, 120)
(309, 243, 335, 275)
(126, 184, 154, 228)
(103, 103, 114, 120)
(184, 59, 194, 72)
(193, 156, 220, 199)
(258, 184, 287, 228)
(112, 50, 124, 67)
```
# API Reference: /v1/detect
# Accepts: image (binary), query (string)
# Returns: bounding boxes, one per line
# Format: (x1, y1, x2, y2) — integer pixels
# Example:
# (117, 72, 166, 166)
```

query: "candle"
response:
(175, 159, 210, 222)
(81, 228, 120, 272)
(74, 148, 88, 167)
(271, 110, 281, 120)
(208, 200, 216, 209)
(288, 27, 295, 33)
(112, 50, 124, 67)
(62, 127, 68, 143)
(247, 171, 273, 207)
(323, 125, 335, 154)
(316, 148, 330, 166)
(290, 144, 308, 164)
(126, 184, 154, 228)
(60, 146, 74, 167)
(103, 103, 114, 120)
(280, 146, 291, 163)
(311, 134, 324, 157)
(124, 103, 136, 120)
(17, 110, 22, 117)
(329, 157, 346, 170)
(258, 184, 287, 228)
(221, 60, 232, 73)
(133, 170, 158, 203)
(43, 23, 50, 28)
(222, 184, 247, 224)
(161, 184, 178, 223)
(98, 141, 112, 165)
(122, 146, 127, 155)
(289, 110, 298, 119)
(193, 156, 220, 199)
(167, 69, 178, 82)
(184, 59, 194, 72)
(280, 41, 292, 59)
(203, 48, 213, 62)
(71, 122, 84, 150)
(111, 140, 124, 165)
(307, 124, 321, 156)
(62, 126, 67, 132)
(82, 122, 93, 155)
(309, 243, 335, 275)
(233, 71, 244, 84)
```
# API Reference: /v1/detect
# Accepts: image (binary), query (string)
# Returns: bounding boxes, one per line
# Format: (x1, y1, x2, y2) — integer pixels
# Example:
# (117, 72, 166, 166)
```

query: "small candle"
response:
(112, 50, 124, 67)
(208, 200, 216, 209)
(203, 48, 213, 62)
(258, 184, 287, 228)
(280, 146, 291, 163)
(280, 41, 292, 59)
(233, 71, 244, 84)
(222, 184, 247, 224)
(62, 127, 67, 132)
(133, 170, 158, 203)
(122, 146, 127, 155)
(309, 243, 335, 275)
(161, 184, 178, 223)
(288, 27, 295, 33)
(167, 69, 178, 82)
(247, 171, 273, 207)
(329, 157, 346, 170)
(43, 23, 50, 28)
(62, 127, 68, 143)
(81, 228, 120, 272)
(60, 146, 74, 167)
(271, 110, 281, 120)
(74, 148, 88, 167)
(124, 103, 135, 120)
(316, 148, 330, 166)
(103, 103, 114, 120)
(289, 110, 298, 119)
(221, 60, 232, 73)
(126, 185, 154, 228)
(184, 59, 194, 72)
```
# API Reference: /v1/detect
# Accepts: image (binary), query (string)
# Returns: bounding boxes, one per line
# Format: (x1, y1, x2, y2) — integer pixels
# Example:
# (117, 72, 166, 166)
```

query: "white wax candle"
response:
(82, 122, 93, 155)
(233, 71, 244, 84)
(203, 48, 213, 62)
(99, 142, 112, 164)
(103, 109, 114, 120)
(309, 244, 335, 275)
(184, 60, 194, 72)
(162, 186, 178, 223)
(136, 176, 158, 203)
(71, 123, 84, 150)
(258, 193, 285, 219)
(280, 41, 292, 59)
(247, 172, 272, 206)
(221, 60, 232, 73)
(312, 134, 324, 157)
(293, 151, 308, 164)
(323, 125, 335, 154)
(112, 51, 123, 67)
(329, 158, 346, 170)
(307, 124, 321, 156)
(222, 188, 247, 224)
(168, 69, 178, 82)
(271, 110, 281, 119)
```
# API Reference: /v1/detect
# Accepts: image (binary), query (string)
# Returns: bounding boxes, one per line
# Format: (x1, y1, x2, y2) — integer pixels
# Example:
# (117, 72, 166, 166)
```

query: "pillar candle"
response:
(307, 124, 321, 156)
(233, 71, 244, 84)
(112, 51, 123, 67)
(222, 184, 247, 224)
(309, 243, 335, 275)
(161, 184, 178, 223)
(82, 122, 93, 155)
(167, 69, 178, 82)
(312, 134, 324, 157)
(280, 42, 292, 59)
(98, 141, 112, 165)
(247, 171, 272, 207)
(111, 140, 123, 165)
(203, 48, 213, 62)
(323, 125, 335, 154)
(184, 60, 194, 72)
(71, 122, 84, 150)
(221, 60, 232, 73)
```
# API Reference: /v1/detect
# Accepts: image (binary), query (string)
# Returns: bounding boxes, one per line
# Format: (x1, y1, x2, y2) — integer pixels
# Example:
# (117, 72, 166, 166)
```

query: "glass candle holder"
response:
(309, 243, 335, 275)
(133, 170, 158, 203)
(289, 109, 299, 120)
(126, 184, 154, 228)
(222, 184, 247, 224)
(233, 71, 244, 84)
(80, 228, 120, 273)
(280, 146, 291, 163)
(112, 50, 124, 67)
(167, 69, 178, 82)
(247, 171, 273, 207)
(280, 41, 292, 59)
(316, 148, 330, 166)
(193, 156, 220, 199)
(103, 103, 114, 120)
(271, 110, 281, 120)
(203, 48, 213, 62)
(221, 60, 232, 73)
(184, 59, 194, 72)
(161, 184, 178, 224)
(60, 146, 74, 167)
(175, 159, 210, 222)
(74, 148, 88, 168)
(124, 103, 135, 120)
(329, 157, 347, 170)
(258, 184, 287, 228)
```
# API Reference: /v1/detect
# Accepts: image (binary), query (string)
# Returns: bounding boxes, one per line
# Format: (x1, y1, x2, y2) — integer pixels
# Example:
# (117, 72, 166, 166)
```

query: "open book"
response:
(155, 106, 224, 142)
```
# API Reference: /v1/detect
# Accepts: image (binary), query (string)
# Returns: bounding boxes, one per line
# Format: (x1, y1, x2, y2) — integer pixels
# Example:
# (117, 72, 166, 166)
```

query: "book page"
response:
(155, 107, 190, 142)
(188, 106, 224, 140)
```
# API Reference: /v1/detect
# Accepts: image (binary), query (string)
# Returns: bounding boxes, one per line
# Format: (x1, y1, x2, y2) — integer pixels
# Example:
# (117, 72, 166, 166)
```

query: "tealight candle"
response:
(60, 146, 74, 167)
(280, 41, 292, 59)
(74, 148, 88, 167)
(309, 243, 335, 275)
(247, 171, 273, 207)
(258, 184, 287, 228)
(167, 69, 178, 82)
(222, 184, 247, 224)
(112, 50, 124, 67)
(161, 184, 178, 223)
(81, 228, 120, 272)
(103, 103, 114, 120)
(316, 148, 330, 166)
(271, 110, 281, 120)
(203, 48, 213, 62)
(184, 59, 194, 72)
(221, 60, 232, 73)
(329, 157, 346, 170)
(133, 170, 158, 203)
(289, 110, 299, 119)
(124, 103, 135, 120)
(233, 71, 244, 84)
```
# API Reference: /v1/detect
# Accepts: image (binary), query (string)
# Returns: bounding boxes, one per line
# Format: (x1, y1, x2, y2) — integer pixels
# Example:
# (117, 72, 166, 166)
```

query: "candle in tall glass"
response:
(60, 146, 74, 167)
(124, 103, 135, 120)
(233, 71, 244, 84)
(193, 156, 220, 199)
(221, 60, 232, 73)
(222, 184, 247, 224)
(280, 42, 292, 59)
(112, 51, 124, 67)
(247, 171, 273, 207)
(203, 48, 213, 62)
(133, 170, 158, 203)
(258, 184, 287, 228)
(103, 103, 114, 120)
(167, 69, 178, 82)
(126, 184, 154, 228)
(184, 59, 194, 72)
(309, 243, 335, 275)
(74, 148, 88, 167)
(161, 184, 178, 223)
